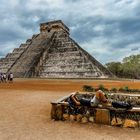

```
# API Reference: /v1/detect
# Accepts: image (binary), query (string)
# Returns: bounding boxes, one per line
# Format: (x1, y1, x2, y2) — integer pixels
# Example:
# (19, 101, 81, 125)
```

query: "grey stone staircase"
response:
(9, 32, 58, 77)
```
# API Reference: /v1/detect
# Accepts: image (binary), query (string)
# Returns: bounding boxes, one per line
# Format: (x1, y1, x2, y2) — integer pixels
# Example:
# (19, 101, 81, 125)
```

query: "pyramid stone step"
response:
(43, 63, 94, 68)
(44, 60, 89, 66)
(44, 63, 92, 67)
(41, 71, 102, 78)
(0, 58, 16, 62)
(45, 57, 86, 63)
(47, 55, 84, 60)
(13, 48, 26, 53)
(48, 48, 78, 53)
(48, 51, 81, 58)
(54, 37, 71, 42)
(43, 68, 98, 73)
(32, 34, 39, 39)
(0, 58, 7, 61)
(19, 43, 29, 48)
(6, 53, 20, 59)
(26, 39, 32, 44)
(53, 41, 75, 47)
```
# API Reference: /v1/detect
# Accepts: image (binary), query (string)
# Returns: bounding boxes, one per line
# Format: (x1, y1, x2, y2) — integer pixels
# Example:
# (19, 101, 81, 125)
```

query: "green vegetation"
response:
(82, 85, 140, 93)
(110, 87, 118, 93)
(98, 84, 108, 91)
(119, 86, 140, 92)
(82, 85, 95, 92)
(119, 86, 129, 92)
(105, 54, 140, 79)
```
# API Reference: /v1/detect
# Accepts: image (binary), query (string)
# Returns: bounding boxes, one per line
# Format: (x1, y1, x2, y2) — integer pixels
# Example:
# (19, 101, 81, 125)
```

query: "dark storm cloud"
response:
(70, 17, 102, 43)
(0, 51, 5, 57)
(72, 17, 140, 45)
(0, 0, 140, 63)
(0, 28, 25, 43)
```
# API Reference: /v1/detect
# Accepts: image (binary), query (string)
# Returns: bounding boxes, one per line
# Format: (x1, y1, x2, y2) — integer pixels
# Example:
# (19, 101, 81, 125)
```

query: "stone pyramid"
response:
(0, 20, 113, 78)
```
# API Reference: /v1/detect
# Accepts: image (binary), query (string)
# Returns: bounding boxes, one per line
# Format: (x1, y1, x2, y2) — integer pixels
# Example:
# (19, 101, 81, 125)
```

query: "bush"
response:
(127, 89, 140, 93)
(124, 86, 129, 91)
(119, 87, 124, 92)
(119, 86, 129, 92)
(97, 84, 108, 91)
(82, 85, 94, 92)
(110, 87, 118, 93)
(98, 84, 105, 90)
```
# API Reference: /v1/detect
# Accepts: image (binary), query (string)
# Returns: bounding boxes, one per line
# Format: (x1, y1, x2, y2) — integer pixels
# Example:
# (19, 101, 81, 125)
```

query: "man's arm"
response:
(71, 94, 81, 105)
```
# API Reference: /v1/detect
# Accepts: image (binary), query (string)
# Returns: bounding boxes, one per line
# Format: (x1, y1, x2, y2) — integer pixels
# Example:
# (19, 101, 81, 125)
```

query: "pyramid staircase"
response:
(0, 20, 113, 78)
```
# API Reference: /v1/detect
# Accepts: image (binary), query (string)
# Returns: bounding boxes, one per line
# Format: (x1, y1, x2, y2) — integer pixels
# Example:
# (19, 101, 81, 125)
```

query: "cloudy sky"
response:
(0, 0, 140, 64)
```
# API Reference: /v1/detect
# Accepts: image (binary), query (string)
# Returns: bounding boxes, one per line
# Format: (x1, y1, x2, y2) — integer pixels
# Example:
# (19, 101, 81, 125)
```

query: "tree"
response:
(122, 54, 140, 79)
(105, 62, 123, 77)
(105, 54, 140, 79)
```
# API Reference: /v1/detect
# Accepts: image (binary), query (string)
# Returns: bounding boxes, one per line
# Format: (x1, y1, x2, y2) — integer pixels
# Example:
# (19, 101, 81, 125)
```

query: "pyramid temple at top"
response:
(0, 20, 113, 78)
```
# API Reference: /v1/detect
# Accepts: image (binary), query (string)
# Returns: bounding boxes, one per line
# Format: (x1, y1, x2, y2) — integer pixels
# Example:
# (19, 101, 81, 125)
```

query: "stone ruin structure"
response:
(51, 92, 140, 128)
(0, 20, 113, 78)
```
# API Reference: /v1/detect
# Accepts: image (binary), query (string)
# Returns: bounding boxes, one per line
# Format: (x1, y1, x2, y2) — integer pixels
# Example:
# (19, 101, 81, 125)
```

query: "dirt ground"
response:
(0, 79, 140, 140)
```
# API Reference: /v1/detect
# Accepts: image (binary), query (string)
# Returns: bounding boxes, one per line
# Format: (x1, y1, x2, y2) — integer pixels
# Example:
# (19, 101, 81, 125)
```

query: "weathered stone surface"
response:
(51, 104, 63, 120)
(62, 114, 70, 121)
(123, 119, 138, 128)
(95, 109, 110, 125)
(69, 115, 76, 122)
(56, 104, 63, 120)
(138, 121, 140, 127)
(0, 20, 113, 78)
(89, 116, 95, 123)
(111, 117, 123, 126)
(81, 117, 88, 123)
(76, 114, 82, 122)
(51, 104, 57, 119)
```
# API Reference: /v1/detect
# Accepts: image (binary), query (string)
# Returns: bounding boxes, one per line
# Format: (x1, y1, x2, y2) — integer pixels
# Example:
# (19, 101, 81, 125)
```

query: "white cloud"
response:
(0, 0, 140, 64)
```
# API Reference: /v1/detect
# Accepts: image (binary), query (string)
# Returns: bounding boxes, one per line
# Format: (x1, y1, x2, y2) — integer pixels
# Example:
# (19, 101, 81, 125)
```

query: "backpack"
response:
(112, 101, 132, 109)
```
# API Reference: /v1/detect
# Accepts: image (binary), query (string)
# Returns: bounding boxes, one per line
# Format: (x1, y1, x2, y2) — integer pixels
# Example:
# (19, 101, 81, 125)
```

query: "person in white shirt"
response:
(70, 90, 108, 107)
(9, 72, 14, 83)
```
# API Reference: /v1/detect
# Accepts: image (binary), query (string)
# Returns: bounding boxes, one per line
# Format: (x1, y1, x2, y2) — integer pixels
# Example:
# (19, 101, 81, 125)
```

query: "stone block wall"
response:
(51, 92, 140, 128)
(95, 109, 110, 125)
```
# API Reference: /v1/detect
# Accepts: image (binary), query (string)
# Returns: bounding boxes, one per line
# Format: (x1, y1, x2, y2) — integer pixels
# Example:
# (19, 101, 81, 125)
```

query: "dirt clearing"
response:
(0, 79, 139, 140)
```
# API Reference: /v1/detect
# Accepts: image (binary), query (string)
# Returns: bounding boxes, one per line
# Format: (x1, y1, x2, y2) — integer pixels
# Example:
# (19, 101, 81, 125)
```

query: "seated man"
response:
(70, 90, 109, 107)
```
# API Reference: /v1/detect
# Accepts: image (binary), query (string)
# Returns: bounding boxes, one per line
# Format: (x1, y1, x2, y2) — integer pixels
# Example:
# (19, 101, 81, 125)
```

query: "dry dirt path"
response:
(0, 79, 140, 140)
(0, 78, 140, 91)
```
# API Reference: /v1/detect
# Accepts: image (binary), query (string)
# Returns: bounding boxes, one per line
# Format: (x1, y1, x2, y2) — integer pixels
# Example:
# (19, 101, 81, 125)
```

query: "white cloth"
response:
(10, 74, 13, 78)
(90, 96, 100, 107)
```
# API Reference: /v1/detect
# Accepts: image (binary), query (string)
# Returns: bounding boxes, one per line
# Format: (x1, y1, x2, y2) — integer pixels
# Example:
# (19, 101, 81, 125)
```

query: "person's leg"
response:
(79, 98, 91, 106)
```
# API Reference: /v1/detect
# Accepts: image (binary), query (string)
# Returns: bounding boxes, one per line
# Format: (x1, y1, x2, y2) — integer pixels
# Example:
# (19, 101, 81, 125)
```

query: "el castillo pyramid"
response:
(0, 20, 113, 78)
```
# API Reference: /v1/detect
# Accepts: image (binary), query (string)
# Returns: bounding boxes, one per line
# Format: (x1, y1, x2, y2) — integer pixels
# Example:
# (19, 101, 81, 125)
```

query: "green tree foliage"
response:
(82, 85, 94, 92)
(105, 54, 140, 79)
(122, 54, 140, 78)
(105, 62, 123, 77)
